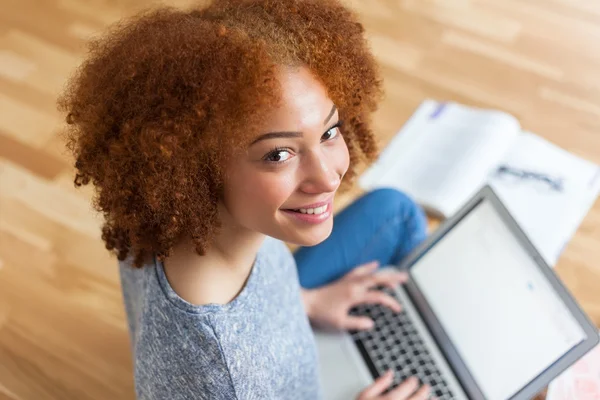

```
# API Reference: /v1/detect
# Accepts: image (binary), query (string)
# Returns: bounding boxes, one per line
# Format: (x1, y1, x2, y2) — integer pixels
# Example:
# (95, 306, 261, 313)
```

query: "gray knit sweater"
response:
(119, 237, 322, 399)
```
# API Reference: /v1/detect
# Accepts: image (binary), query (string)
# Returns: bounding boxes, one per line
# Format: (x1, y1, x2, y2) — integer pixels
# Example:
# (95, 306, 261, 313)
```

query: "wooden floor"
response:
(1, 0, 600, 398)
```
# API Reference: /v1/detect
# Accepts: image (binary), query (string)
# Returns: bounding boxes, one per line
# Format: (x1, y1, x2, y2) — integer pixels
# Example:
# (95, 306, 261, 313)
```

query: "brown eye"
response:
(322, 126, 339, 141)
(322, 120, 343, 142)
(264, 149, 292, 163)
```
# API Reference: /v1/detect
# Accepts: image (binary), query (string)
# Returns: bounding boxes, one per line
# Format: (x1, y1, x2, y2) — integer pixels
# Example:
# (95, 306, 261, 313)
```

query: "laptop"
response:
(314, 185, 599, 400)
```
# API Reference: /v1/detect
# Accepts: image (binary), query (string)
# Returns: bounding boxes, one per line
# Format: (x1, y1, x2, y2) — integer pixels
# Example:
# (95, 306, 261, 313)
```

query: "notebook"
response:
(359, 100, 600, 266)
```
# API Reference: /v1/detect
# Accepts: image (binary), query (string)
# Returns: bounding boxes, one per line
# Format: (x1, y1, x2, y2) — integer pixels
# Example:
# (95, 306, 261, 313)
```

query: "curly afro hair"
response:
(58, 0, 384, 268)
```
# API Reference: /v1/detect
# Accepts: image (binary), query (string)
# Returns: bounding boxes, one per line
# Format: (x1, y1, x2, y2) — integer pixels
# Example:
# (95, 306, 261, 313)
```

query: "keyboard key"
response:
(349, 287, 455, 400)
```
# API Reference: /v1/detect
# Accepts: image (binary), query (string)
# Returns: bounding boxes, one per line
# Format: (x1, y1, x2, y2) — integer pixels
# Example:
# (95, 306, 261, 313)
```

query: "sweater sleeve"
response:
(133, 316, 238, 400)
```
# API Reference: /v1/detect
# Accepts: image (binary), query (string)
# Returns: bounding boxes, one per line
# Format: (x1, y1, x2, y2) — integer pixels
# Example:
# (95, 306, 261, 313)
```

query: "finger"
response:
(361, 291, 402, 313)
(358, 370, 394, 399)
(346, 261, 379, 279)
(342, 315, 375, 331)
(384, 376, 419, 399)
(367, 270, 409, 290)
(408, 384, 430, 400)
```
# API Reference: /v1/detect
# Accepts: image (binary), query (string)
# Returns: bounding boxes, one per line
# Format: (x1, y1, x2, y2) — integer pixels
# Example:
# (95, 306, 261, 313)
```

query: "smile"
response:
(291, 205, 328, 215)
(281, 200, 333, 224)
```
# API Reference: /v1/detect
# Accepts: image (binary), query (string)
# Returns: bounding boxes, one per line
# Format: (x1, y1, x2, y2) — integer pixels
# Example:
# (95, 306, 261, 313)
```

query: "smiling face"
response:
(221, 66, 350, 246)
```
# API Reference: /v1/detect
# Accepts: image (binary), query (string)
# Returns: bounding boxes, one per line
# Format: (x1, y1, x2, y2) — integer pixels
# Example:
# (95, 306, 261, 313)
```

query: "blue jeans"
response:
(294, 188, 428, 289)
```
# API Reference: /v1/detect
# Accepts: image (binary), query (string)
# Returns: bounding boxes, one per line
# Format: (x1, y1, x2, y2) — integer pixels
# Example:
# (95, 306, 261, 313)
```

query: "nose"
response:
(299, 151, 341, 194)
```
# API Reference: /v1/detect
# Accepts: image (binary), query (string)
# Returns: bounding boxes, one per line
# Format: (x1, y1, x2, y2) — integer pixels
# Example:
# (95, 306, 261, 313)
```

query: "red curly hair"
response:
(58, 0, 383, 268)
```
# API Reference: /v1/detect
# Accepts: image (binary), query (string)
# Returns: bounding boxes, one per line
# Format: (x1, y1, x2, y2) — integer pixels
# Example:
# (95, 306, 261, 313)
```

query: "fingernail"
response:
(364, 320, 375, 329)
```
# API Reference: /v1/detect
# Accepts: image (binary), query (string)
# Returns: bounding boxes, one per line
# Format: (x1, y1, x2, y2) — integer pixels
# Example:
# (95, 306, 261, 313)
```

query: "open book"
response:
(360, 100, 600, 266)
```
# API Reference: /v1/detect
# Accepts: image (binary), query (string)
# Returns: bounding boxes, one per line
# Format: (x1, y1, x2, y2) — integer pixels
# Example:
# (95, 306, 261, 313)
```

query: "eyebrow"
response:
(250, 104, 337, 145)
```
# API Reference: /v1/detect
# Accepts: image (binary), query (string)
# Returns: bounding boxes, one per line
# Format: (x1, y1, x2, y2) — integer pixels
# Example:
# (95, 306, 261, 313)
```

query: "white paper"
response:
(489, 132, 600, 265)
(360, 100, 520, 216)
(360, 100, 600, 267)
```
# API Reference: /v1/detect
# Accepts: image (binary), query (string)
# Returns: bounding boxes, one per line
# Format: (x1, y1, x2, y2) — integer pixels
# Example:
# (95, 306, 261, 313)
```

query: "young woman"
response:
(59, 0, 431, 398)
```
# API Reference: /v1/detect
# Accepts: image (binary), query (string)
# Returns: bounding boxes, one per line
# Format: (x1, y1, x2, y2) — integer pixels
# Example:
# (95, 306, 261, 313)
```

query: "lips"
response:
(281, 201, 333, 224)
(283, 196, 333, 212)
(291, 204, 328, 215)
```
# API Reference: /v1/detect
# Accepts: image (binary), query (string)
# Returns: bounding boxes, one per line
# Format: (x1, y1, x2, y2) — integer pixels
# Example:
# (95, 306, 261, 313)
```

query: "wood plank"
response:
(1, 1, 599, 398)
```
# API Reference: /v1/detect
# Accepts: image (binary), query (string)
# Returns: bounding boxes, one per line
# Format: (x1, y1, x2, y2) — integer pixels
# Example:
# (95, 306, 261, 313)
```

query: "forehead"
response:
(265, 66, 333, 129)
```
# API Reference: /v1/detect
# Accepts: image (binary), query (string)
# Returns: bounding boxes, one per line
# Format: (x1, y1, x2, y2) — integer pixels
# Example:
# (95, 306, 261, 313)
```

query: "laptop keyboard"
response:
(349, 286, 455, 400)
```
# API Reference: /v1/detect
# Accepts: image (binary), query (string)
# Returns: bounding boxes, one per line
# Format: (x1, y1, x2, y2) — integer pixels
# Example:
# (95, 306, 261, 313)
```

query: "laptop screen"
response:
(410, 199, 587, 400)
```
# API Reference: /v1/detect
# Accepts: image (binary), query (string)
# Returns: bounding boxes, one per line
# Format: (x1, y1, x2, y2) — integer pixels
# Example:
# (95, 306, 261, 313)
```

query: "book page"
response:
(360, 100, 521, 217)
(489, 132, 600, 265)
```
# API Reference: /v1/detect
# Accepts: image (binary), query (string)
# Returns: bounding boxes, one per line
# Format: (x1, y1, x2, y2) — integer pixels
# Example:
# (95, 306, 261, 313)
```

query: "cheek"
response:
(230, 168, 296, 212)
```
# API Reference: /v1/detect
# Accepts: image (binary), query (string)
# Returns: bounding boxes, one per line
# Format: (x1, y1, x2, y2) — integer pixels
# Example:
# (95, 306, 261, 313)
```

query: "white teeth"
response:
(297, 205, 327, 215)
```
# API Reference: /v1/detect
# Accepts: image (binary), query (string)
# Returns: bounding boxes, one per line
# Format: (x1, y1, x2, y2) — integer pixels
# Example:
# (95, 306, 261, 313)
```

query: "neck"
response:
(162, 203, 265, 305)
(209, 204, 266, 271)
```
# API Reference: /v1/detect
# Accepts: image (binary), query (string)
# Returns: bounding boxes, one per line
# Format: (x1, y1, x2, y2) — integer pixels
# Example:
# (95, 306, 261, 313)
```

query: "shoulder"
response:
(261, 236, 294, 263)
(257, 237, 301, 287)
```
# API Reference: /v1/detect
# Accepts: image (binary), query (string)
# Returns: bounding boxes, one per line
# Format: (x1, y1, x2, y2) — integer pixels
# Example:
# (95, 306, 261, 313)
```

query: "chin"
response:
(284, 222, 333, 247)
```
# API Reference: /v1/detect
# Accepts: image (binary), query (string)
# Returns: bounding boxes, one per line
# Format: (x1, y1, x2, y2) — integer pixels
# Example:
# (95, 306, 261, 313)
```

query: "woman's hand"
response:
(302, 261, 408, 331)
(357, 371, 431, 400)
